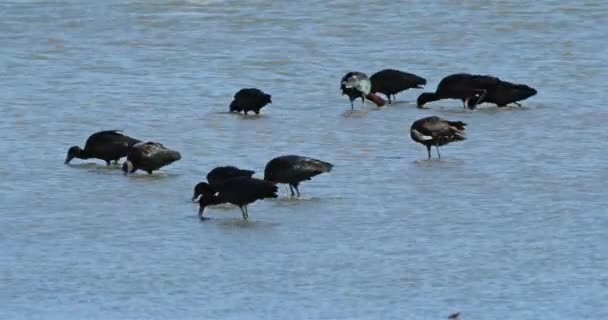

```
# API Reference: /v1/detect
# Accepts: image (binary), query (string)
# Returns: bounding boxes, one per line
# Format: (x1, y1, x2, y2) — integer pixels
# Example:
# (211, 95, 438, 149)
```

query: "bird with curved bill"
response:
(196, 177, 278, 221)
(65, 130, 140, 166)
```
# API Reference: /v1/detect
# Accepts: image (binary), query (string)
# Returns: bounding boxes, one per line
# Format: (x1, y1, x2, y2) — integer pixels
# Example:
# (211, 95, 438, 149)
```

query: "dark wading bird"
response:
(192, 166, 255, 201)
(466, 80, 537, 108)
(340, 71, 386, 110)
(410, 116, 467, 159)
(65, 130, 140, 165)
(264, 155, 333, 197)
(417, 73, 536, 109)
(229, 88, 272, 115)
(122, 142, 181, 175)
(197, 177, 278, 220)
(370, 69, 427, 104)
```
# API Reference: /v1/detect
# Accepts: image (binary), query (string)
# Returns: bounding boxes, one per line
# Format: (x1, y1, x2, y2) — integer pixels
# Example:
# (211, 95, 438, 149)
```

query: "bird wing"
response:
(133, 142, 181, 165)
(410, 128, 434, 141)
(219, 177, 278, 203)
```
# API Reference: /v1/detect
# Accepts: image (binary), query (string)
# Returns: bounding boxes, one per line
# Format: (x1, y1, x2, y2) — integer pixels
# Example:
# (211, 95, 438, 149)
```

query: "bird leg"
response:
(350, 99, 354, 111)
(198, 208, 208, 221)
(361, 96, 366, 109)
(240, 206, 249, 220)
(293, 183, 301, 197)
(386, 94, 392, 104)
(514, 102, 522, 107)
(426, 145, 432, 159)
(289, 184, 295, 197)
(105, 160, 111, 166)
(435, 141, 441, 159)
(469, 89, 488, 109)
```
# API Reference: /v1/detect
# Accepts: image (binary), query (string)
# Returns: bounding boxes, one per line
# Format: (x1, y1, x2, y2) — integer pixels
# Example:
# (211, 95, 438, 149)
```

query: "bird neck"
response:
(417, 92, 438, 107)
(77, 148, 91, 159)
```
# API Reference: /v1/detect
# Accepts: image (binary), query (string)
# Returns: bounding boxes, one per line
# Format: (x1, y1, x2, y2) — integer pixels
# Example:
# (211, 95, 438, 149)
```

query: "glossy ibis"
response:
(122, 142, 181, 175)
(65, 130, 140, 165)
(264, 155, 333, 197)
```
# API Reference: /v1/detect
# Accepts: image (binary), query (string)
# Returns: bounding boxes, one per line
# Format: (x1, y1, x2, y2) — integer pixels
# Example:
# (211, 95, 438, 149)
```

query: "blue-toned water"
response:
(1, 1, 607, 319)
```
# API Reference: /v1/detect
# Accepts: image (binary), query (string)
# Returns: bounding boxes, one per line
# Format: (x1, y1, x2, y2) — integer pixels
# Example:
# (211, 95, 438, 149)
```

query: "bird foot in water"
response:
(199, 216, 210, 221)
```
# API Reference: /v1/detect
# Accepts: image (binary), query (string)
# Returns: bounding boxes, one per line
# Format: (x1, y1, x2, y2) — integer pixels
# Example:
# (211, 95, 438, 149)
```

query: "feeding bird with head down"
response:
(417, 73, 536, 109)
(370, 69, 427, 104)
(65, 130, 140, 166)
(340, 71, 386, 110)
(196, 176, 278, 221)
(192, 165, 256, 202)
(229, 88, 272, 115)
(263, 155, 333, 197)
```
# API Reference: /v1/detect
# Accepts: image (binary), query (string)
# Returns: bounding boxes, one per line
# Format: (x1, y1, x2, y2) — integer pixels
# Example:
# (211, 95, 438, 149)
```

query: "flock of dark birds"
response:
(65, 70, 537, 222)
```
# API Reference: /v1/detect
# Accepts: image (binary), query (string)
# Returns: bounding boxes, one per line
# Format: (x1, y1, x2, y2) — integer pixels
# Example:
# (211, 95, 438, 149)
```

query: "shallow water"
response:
(1, 1, 607, 319)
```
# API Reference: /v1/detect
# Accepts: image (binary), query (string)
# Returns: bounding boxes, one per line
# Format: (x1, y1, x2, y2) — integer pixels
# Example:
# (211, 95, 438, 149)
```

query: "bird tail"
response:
(452, 132, 466, 141)
(267, 185, 279, 198)
(365, 93, 386, 107)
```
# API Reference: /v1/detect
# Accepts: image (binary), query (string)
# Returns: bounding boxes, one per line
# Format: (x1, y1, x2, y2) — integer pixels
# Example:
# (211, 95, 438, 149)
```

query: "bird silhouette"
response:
(197, 177, 278, 220)
(192, 166, 255, 201)
(264, 155, 333, 197)
(410, 116, 467, 159)
(65, 130, 140, 165)
(340, 71, 386, 110)
(370, 69, 426, 104)
(122, 142, 181, 175)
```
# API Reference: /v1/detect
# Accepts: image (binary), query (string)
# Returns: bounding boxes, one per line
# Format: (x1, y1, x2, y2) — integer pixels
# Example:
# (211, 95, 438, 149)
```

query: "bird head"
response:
(192, 182, 215, 202)
(197, 195, 216, 220)
(64, 146, 82, 164)
(122, 161, 134, 176)
(265, 94, 272, 104)
(416, 92, 436, 108)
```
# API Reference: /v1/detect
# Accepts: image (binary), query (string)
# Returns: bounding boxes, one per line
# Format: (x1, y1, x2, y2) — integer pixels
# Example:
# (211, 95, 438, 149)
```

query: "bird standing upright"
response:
(340, 72, 386, 110)
(410, 116, 467, 159)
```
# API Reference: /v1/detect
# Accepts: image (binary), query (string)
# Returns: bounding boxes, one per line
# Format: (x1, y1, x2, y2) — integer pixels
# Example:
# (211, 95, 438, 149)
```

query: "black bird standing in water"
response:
(192, 166, 255, 201)
(370, 69, 427, 104)
(197, 176, 278, 220)
(340, 71, 386, 110)
(465, 80, 537, 108)
(410, 116, 467, 159)
(229, 88, 272, 115)
(417, 73, 536, 109)
(122, 142, 181, 175)
(264, 155, 333, 197)
(65, 130, 140, 165)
